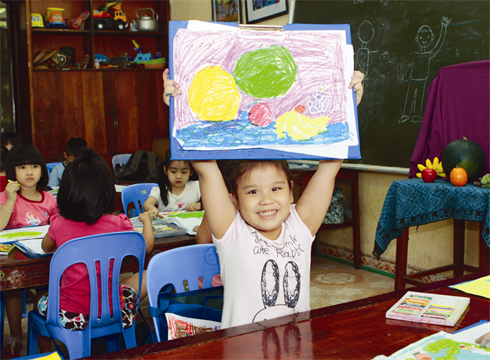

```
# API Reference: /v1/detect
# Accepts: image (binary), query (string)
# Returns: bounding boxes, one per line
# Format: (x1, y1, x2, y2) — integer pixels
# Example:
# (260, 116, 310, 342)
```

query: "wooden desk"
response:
(85, 271, 490, 360)
(0, 234, 196, 291)
(374, 179, 490, 291)
(298, 167, 361, 269)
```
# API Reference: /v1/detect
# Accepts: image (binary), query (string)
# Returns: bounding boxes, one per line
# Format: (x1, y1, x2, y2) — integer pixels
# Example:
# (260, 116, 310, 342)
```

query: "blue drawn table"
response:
(373, 179, 490, 290)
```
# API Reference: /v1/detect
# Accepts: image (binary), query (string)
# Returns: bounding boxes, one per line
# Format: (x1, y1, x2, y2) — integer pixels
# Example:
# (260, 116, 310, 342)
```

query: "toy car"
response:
(45, 7, 67, 29)
(31, 13, 44, 28)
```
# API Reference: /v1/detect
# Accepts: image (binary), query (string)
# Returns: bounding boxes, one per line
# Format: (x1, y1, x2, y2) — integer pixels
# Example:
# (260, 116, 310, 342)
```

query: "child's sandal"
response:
(2, 336, 23, 359)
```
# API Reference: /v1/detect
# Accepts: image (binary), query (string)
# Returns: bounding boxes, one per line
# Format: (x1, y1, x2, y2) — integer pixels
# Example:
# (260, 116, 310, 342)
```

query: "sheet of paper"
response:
(172, 26, 358, 157)
(167, 212, 204, 235)
(17, 239, 47, 255)
(390, 331, 490, 360)
(0, 225, 49, 243)
(453, 321, 490, 343)
(450, 275, 490, 299)
(115, 184, 127, 193)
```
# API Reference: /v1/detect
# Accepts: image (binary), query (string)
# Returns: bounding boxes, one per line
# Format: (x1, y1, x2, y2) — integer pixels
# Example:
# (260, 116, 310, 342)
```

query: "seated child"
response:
(48, 137, 87, 188)
(0, 144, 59, 359)
(143, 149, 201, 215)
(35, 148, 154, 353)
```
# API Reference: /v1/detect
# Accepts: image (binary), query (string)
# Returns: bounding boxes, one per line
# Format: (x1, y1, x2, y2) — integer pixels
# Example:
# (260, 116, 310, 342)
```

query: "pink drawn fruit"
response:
(249, 103, 273, 127)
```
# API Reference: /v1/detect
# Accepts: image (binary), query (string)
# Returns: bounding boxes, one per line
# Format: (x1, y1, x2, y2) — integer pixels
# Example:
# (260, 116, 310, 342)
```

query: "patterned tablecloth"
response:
(373, 179, 490, 259)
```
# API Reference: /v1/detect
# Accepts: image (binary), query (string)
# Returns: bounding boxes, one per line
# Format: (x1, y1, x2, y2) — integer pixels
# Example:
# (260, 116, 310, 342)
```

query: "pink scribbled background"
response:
(173, 29, 348, 131)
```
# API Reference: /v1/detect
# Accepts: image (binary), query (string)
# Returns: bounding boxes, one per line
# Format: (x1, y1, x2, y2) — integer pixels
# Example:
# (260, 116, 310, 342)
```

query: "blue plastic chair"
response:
(112, 154, 132, 180)
(121, 183, 158, 218)
(46, 162, 62, 177)
(27, 232, 146, 359)
(146, 244, 221, 343)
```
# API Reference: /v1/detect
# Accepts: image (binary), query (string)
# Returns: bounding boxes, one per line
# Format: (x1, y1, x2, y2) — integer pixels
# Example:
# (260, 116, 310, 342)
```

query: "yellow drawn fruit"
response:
(188, 65, 241, 121)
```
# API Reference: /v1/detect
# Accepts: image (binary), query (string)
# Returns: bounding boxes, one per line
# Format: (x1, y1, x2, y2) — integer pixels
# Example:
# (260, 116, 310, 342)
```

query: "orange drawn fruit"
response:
(450, 167, 468, 186)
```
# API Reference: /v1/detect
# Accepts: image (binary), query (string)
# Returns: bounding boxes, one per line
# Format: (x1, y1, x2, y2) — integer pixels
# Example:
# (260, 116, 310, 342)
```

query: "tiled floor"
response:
(4, 255, 394, 358)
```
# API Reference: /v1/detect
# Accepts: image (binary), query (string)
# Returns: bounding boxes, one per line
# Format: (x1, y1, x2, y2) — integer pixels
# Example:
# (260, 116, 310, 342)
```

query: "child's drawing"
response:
(172, 26, 357, 151)
(390, 331, 490, 360)
(399, 17, 451, 124)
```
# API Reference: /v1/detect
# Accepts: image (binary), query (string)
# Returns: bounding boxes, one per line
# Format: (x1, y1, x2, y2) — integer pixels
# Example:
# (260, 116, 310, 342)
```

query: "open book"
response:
(386, 291, 470, 326)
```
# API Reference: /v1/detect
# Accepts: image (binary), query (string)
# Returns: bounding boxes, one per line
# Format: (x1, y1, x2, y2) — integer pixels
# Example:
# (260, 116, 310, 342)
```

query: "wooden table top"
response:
(85, 271, 490, 360)
(0, 234, 196, 291)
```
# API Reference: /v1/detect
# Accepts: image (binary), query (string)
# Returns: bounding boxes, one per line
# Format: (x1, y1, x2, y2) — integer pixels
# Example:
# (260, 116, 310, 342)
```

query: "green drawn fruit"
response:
(234, 45, 297, 99)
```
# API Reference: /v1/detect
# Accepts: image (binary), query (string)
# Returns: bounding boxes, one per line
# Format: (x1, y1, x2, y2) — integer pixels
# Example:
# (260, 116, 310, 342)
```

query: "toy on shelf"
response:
(31, 13, 44, 28)
(93, 1, 128, 30)
(131, 39, 166, 69)
(68, 10, 90, 30)
(45, 7, 67, 29)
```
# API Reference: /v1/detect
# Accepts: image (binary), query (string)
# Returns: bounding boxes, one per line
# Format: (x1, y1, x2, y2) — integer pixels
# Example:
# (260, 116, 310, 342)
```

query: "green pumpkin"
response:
(441, 138, 486, 183)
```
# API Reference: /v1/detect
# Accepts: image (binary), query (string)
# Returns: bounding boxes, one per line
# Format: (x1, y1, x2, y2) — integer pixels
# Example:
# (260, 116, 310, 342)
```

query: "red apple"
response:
(421, 169, 437, 183)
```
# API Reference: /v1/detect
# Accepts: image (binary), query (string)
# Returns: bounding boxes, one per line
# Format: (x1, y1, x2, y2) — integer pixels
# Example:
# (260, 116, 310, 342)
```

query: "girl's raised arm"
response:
(295, 159, 343, 236)
(191, 161, 236, 240)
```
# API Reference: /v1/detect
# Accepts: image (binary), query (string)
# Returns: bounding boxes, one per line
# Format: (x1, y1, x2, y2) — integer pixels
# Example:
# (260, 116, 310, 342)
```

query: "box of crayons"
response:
(385, 291, 470, 326)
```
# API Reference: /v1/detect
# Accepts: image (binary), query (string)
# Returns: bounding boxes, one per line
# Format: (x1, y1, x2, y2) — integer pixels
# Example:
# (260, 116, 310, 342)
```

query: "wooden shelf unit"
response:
(19, 0, 171, 165)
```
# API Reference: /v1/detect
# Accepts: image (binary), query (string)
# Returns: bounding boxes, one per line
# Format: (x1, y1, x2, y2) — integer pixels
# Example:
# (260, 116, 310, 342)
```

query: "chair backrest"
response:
(146, 244, 221, 342)
(121, 183, 158, 217)
(46, 162, 62, 177)
(112, 153, 132, 175)
(45, 232, 146, 345)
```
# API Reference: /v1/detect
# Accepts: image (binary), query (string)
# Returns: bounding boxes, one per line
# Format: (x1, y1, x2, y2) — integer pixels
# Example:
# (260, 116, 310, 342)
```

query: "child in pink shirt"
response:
(35, 148, 154, 354)
(0, 144, 59, 359)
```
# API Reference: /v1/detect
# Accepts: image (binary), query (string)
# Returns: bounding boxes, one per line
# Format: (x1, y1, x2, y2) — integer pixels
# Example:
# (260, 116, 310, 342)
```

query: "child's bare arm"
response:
(295, 159, 343, 236)
(41, 233, 57, 253)
(143, 196, 161, 217)
(191, 161, 236, 239)
(138, 212, 155, 253)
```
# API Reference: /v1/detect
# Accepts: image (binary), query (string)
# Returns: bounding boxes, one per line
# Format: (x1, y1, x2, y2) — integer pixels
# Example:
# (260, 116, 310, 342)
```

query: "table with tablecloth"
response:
(373, 179, 490, 289)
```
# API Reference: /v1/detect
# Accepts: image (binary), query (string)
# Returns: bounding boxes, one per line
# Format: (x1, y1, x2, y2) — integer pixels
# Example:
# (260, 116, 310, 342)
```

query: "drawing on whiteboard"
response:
(172, 27, 357, 151)
(399, 16, 452, 124)
(355, 20, 378, 79)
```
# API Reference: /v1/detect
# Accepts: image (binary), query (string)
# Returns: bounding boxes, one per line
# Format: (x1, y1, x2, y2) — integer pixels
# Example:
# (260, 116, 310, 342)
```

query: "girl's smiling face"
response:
(234, 163, 293, 240)
(15, 164, 42, 189)
(164, 160, 192, 192)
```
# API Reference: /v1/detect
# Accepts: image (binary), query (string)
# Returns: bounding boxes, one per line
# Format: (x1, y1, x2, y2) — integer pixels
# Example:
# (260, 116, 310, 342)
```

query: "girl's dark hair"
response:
(158, 150, 193, 206)
(5, 144, 49, 190)
(229, 160, 293, 194)
(57, 148, 116, 225)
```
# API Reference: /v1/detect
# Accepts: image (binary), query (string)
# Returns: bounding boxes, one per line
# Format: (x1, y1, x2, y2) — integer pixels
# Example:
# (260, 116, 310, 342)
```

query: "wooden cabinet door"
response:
(111, 70, 168, 154)
(32, 70, 168, 164)
(32, 71, 111, 162)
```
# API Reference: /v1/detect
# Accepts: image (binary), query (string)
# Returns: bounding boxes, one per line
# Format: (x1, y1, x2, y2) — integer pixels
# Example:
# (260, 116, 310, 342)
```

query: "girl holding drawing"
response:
(0, 144, 59, 358)
(35, 148, 154, 354)
(143, 149, 201, 215)
(161, 70, 365, 328)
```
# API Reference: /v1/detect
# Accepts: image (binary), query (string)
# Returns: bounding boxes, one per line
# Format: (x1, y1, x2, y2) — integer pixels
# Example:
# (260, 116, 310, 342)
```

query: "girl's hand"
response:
(349, 70, 365, 105)
(186, 202, 201, 212)
(139, 212, 153, 225)
(5, 181, 20, 201)
(147, 208, 160, 218)
(476, 332, 490, 348)
(162, 69, 182, 106)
